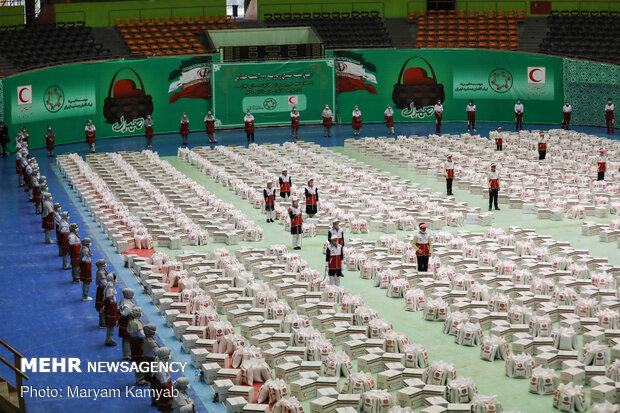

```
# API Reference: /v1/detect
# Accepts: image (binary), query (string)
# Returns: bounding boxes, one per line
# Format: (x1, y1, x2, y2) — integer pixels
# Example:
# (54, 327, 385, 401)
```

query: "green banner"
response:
(329, 49, 564, 125)
(211, 59, 336, 127)
(563, 58, 620, 127)
(3, 55, 215, 149)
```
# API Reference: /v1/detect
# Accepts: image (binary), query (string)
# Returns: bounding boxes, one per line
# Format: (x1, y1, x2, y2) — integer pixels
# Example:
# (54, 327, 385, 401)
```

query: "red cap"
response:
(447, 154, 452, 158)
(599, 148, 606, 152)
(419, 223, 427, 229)
(491, 163, 497, 167)
(498, 127, 502, 131)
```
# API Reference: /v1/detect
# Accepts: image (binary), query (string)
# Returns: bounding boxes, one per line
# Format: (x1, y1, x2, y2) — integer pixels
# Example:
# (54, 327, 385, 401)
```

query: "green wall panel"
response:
(0, 6, 25, 26)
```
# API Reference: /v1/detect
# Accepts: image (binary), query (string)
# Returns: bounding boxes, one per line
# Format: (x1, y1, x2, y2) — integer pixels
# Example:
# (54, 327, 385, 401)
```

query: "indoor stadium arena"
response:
(0, 0, 619, 412)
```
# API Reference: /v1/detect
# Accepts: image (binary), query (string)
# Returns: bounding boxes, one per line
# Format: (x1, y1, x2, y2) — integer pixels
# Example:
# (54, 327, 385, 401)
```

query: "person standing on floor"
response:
(95, 259, 108, 328)
(444, 154, 455, 196)
(466, 100, 476, 132)
(304, 178, 318, 218)
(605, 98, 614, 134)
(127, 307, 148, 386)
(434, 100, 443, 134)
(322, 105, 333, 137)
(144, 115, 154, 148)
(103, 273, 119, 347)
(59, 212, 71, 269)
(244, 109, 255, 143)
(488, 163, 501, 211)
(153, 347, 173, 411)
(180, 113, 190, 146)
(289, 196, 303, 250)
(327, 219, 344, 246)
(118, 288, 136, 361)
(514, 98, 524, 131)
(142, 323, 160, 394)
(495, 127, 503, 151)
(79, 238, 93, 301)
(19, 127, 29, 148)
(171, 378, 195, 413)
(412, 223, 432, 272)
(597, 148, 607, 181)
(0, 120, 9, 158)
(290, 106, 300, 140)
(54, 203, 62, 254)
(85, 120, 96, 153)
(538, 132, 547, 160)
(562, 101, 572, 130)
(45, 126, 55, 157)
(41, 192, 55, 244)
(352, 106, 362, 136)
(325, 236, 344, 286)
(263, 180, 276, 223)
(384, 104, 395, 135)
(204, 111, 217, 144)
(68, 223, 81, 283)
(279, 168, 291, 200)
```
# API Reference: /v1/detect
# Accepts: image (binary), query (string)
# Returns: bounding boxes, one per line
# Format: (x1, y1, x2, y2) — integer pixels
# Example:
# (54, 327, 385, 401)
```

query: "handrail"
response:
(0, 339, 24, 359)
(106, 5, 225, 26)
(258, 2, 385, 19)
(0, 355, 29, 380)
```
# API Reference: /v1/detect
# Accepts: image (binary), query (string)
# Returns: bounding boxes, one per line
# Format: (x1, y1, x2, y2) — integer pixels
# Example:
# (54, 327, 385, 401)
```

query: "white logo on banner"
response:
(17, 85, 33, 105)
(527, 67, 546, 84)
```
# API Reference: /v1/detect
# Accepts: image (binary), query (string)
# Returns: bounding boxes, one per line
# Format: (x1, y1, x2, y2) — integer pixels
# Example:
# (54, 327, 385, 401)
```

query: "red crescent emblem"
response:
(529, 68, 542, 83)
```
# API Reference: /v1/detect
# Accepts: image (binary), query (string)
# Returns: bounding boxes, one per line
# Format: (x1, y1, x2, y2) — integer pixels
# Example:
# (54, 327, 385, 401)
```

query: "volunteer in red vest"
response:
(45, 126, 55, 157)
(605, 98, 614, 134)
(263, 181, 276, 223)
(204, 111, 216, 144)
(94, 259, 108, 328)
(85, 120, 96, 153)
(488, 164, 501, 211)
(562, 101, 572, 130)
(325, 236, 344, 286)
(412, 223, 432, 272)
(180, 113, 190, 146)
(53, 203, 62, 255)
(103, 274, 119, 347)
(127, 307, 148, 386)
(144, 115, 154, 148)
(80, 238, 93, 301)
(514, 98, 524, 131)
(59, 212, 70, 269)
(290, 106, 300, 140)
(304, 178, 319, 218)
(289, 196, 303, 250)
(495, 127, 503, 151)
(244, 109, 255, 142)
(118, 288, 135, 360)
(279, 168, 291, 200)
(19, 127, 30, 148)
(538, 132, 547, 160)
(153, 347, 173, 411)
(434, 100, 443, 133)
(41, 192, 55, 244)
(352, 106, 362, 136)
(327, 219, 345, 246)
(466, 100, 476, 132)
(444, 154, 455, 196)
(384, 104, 395, 135)
(68, 223, 82, 283)
(322, 105, 333, 137)
(597, 148, 607, 181)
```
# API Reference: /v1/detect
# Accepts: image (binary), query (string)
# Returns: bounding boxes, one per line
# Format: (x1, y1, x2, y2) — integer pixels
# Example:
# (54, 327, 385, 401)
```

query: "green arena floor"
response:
(155, 146, 617, 413)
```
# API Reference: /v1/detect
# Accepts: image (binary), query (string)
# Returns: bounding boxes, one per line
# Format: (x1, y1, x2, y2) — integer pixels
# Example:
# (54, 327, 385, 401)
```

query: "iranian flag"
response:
(168, 56, 212, 104)
(334, 51, 378, 94)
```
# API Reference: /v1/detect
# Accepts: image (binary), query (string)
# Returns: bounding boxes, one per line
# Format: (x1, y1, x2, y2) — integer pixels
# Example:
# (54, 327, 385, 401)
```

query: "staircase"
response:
(91, 27, 131, 56)
(0, 339, 29, 413)
(518, 17, 548, 53)
(384, 18, 416, 48)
